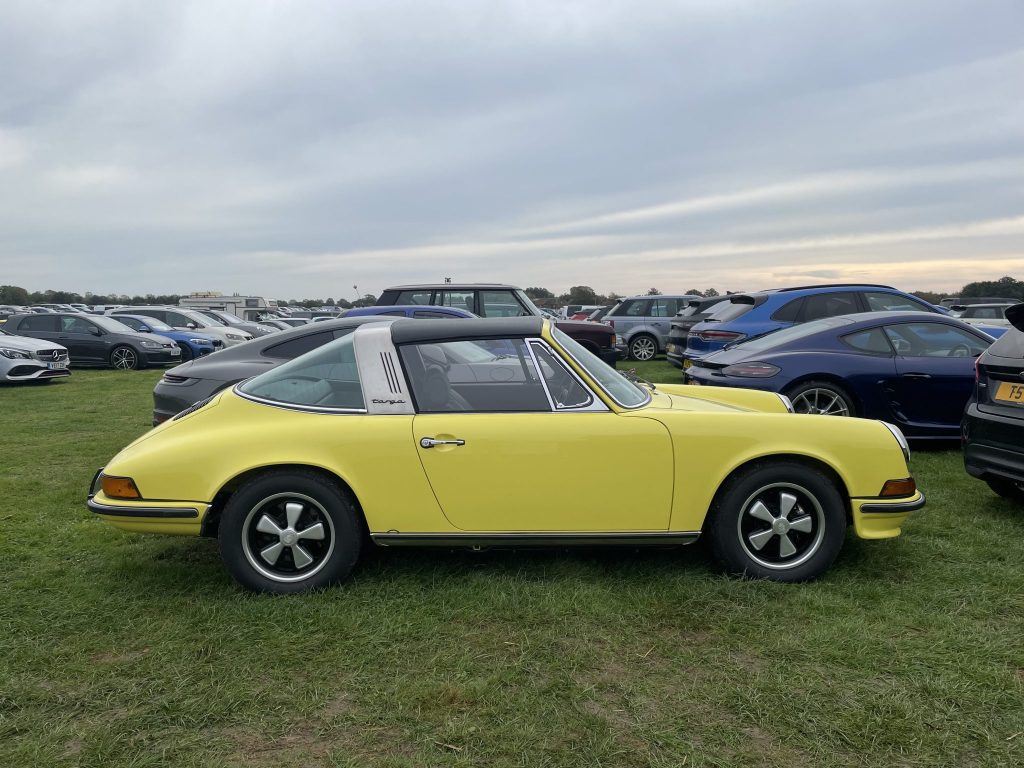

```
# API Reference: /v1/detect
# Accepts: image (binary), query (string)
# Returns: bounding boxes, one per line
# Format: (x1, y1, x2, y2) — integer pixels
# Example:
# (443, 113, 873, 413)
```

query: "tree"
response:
(565, 285, 599, 305)
(524, 287, 554, 299)
(325, 297, 336, 306)
(353, 293, 378, 308)
(704, 288, 720, 297)
(0, 285, 30, 305)
(959, 276, 1024, 300)
(645, 287, 662, 296)
(683, 288, 705, 297)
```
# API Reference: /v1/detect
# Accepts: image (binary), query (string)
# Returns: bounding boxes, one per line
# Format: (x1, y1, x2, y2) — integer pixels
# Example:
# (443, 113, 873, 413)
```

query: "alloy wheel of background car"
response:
(707, 462, 846, 582)
(787, 381, 855, 417)
(629, 335, 658, 361)
(110, 346, 140, 370)
(985, 477, 1024, 504)
(218, 470, 362, 593)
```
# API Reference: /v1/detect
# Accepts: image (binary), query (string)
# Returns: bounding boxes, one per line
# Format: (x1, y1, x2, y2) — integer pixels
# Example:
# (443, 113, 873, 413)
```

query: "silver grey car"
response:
(607, 294, 701, 360)
(0, 328, 70, 382)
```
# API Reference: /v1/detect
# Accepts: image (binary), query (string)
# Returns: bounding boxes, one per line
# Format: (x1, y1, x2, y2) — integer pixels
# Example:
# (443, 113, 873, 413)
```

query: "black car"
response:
(152, 316, 396, 425)
(962, 303, 1024, 503)
(665, 296, 731, 369)
(5, 313, 181, 370)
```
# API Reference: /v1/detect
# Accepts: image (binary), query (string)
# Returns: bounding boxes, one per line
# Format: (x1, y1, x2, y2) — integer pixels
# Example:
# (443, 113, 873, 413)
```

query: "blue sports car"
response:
(685, 312, 996, 439)
(115, 314, 219, 361)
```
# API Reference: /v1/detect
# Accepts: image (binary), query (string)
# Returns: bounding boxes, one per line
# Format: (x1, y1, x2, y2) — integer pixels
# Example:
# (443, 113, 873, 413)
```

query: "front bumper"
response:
(599, 348, 620, 367)
(141, 348, 183, 365)
(851, 491, 925, 540)
(88, 470, 207, 535)
(1, 362, 71, 381)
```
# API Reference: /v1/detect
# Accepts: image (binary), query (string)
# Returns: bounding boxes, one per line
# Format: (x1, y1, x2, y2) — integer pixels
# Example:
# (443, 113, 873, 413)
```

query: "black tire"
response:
(986, 477, 1024, 504)
(177, 343, 194, 362)
(628, 334, 658, 361)
(786, 380, 856, 417)
(218, 470, 362, 593)
(707, 461, 847, 582)
(110, 345, 141, 370)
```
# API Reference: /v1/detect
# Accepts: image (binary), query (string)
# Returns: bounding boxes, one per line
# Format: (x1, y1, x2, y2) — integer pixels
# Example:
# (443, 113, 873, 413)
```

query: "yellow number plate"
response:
(994, 381, 1024, 404)
(683, 359, 692, 369)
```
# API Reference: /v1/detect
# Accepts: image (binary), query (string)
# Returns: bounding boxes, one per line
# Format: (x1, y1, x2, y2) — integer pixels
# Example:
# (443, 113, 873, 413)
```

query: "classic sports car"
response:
(88, 318, 924, 593)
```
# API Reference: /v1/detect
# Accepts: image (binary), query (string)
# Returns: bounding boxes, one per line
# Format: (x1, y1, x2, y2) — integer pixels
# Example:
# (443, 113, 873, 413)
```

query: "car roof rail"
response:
(776, 283, 896, 292)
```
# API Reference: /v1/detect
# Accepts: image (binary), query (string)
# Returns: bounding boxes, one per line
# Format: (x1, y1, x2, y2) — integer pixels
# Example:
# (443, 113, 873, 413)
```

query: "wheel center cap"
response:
(281, 530, 298, 546)
(772, 518, 790, 534)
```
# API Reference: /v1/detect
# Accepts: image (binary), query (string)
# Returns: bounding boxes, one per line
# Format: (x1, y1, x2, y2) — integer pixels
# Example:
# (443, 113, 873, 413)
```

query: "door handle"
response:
(901, 373, 932, 379)
(420, 437, 466, 449)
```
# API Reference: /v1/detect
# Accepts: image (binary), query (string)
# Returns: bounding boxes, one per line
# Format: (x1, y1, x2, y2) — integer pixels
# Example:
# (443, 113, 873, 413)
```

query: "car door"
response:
(401, 336, 674, 532)
(883, 322, 989, 430)
(618, 299, 651, 340)
(58, 315, 107, 363)
(647, 298, 679, 347)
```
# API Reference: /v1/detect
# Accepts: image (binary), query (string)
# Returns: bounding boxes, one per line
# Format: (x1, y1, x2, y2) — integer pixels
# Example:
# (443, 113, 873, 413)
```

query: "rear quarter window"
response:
(263, 330, 340, 360)
(705, 299, 757, 323)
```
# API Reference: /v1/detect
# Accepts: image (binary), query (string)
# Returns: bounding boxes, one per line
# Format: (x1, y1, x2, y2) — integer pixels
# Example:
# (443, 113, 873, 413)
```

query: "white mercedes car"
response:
(0, 329, 70, 382)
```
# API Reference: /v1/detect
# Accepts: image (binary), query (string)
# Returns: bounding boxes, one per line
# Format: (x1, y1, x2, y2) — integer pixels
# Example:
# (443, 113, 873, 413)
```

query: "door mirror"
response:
(89, 326, 102, 336)
(186, 322, 198, 330)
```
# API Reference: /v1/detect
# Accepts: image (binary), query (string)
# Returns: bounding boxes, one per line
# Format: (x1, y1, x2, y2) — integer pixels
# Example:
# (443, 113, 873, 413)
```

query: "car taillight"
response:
(696, 330, 743, 342)
(974, 356, 981, 384)
(721, 362, 780, 378)
(606, 319, 614, 329)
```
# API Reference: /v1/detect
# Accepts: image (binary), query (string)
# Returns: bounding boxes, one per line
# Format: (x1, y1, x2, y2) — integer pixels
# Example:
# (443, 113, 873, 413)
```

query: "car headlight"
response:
(721, 362, 781, 377)
(188, 338, 209, 345)
(0, 347, 31, 359)
(881, 421, 911, 464)
(140, 341, 162, 349)
(227, 333, 243, 340)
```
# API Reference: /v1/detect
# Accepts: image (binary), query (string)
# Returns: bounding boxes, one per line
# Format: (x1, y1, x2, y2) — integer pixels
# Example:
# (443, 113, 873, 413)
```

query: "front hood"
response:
(646, 384, 790, 414)
(0, 334, 66, 352)
(163, 356, 278, 383)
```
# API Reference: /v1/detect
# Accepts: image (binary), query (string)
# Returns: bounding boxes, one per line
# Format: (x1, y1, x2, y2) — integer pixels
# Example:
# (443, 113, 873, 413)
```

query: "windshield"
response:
(136, 318, 174, 332)
(93, 316, 139, 334)
(732, 316, 855, 352)
(550, 326, 649, 407)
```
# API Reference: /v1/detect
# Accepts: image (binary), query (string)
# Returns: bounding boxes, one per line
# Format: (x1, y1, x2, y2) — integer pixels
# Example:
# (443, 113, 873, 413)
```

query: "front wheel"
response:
(177, 343, 194, 362)
(110, 345, 141, 370)
(218, 471, 362, 593)
(986, 477, 1024, 504)
(707, 462, 847, 582)
(628, 334, 658, 361)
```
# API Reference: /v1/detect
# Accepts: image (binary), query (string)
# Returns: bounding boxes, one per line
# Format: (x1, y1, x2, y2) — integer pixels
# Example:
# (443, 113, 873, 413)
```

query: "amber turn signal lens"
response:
(101, 475, 142, 500)
(879, 478, 916, 498)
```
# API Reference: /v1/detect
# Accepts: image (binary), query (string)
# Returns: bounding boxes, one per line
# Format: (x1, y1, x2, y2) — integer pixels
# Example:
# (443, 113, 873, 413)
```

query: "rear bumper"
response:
(962, 403, 1024, 483)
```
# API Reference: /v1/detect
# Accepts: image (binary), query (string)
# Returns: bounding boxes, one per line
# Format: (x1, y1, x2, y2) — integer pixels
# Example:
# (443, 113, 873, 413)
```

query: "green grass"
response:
(1, 367, 1023, 767)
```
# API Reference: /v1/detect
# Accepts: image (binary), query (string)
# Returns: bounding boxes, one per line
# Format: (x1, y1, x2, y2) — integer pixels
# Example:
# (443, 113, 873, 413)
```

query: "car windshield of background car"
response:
(92, 316, 139, 334)
(238, 334, 364, 410)
(734, 316, 855, 352)
(550, 327, 648, 407)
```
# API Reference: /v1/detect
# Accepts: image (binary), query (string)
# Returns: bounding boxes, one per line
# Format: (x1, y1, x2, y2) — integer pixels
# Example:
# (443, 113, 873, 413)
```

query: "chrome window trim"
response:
(526, 338, 608, 413)
(550, 323, 651, 410)
(233, 385, 368, 415)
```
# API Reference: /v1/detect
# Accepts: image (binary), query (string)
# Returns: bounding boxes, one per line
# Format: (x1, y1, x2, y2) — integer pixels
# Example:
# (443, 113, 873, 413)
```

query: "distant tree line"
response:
(4, 276, 1022, 311)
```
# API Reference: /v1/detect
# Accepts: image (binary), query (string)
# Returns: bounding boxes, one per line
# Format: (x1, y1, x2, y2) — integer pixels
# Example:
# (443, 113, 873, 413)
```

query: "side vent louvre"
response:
(380, 352, 403, 394)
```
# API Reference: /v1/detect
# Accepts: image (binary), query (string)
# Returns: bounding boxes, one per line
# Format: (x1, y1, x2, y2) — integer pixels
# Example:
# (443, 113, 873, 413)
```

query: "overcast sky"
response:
(1, 0, 1022, 300)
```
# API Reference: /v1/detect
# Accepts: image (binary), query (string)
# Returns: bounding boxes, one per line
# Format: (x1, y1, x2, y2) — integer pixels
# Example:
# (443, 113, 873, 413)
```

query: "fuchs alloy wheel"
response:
(707, 462, 846, 582)
(110, 346, 140, 370)
(218, 471, 361, 593)
(786, 381, 855, 417)
(629, 334, 658, 361)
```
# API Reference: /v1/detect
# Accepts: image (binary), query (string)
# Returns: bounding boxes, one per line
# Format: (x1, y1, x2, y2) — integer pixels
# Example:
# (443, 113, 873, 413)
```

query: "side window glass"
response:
(841, 328, 892, 354)
(801, 292, 859, 321)
(414, 310, 455, 319)
(263, 330, 337, 359)
(119, 317, 142, 331)
(771, 298, 803, 322)
(884, 323, 988, 357)
(166, 312, 190, 326)
(529, 343, 592, 409)
(61, 316, 93, 333)
(863, 291, 929, 312)
(650, 299, 675, 318)
(479, 290, 529, 318)
(439, 291, 475, 312)
(625, 300, 651, 317)
(400, 338, 550, 412)
(395, 290, 433, 305)
(23, 315, 59, 331)
(238, 335, 363, 410)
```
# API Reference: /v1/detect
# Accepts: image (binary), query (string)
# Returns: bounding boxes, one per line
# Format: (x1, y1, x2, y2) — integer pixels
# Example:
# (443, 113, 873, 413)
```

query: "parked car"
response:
(108, 307, 252, 347)
(940, 295, 1019, 309)
(346, 305, 477, 320)
(962, 303, 1024, 503)
(953, 303, 1017, 327)
(604, 295, 702, 361)
(683, 284, 940, 367)
(89, 316, 922, 593)
(259, 319, 304, 331)
(114, 314, 219, 361)
(151, 316, 397, 425)
(570, 305, 606, 320)
(665, 296, 732, 369)
(0, 328, 70, 382)
(585, 306, 614, 322)
(376, 283, 619, 365)
(5, 313, 180, 369)
(685, 312, 993, 439)
(190, 308, 278, 338)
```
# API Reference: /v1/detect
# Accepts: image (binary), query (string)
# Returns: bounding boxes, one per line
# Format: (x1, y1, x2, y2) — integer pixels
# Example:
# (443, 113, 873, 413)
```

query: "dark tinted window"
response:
(18, 315, 60, 332)
(863, 291, 931, 312)
(414, 310, 457, 319)
(884, 323, 989, 357)
(165, 311, 193, 326)
(801, 292, 859, 321)
(395, 290, 433, 305)
(624, 300, 651, 317)
(263, 330, 340, 360)
(380, 311, 408, 317)
(986, 328, 1024, 359)
(771, 298, 803, 322)
(705, 298, 758, 323)
(400, 338, 549, 412)
(118, 317, 145, 331)
(842, 327, 893, 354)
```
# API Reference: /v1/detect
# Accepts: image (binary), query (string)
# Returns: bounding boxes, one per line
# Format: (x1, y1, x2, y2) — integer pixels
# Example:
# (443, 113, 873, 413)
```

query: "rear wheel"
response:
(707, 462, 847, 582)
(986, 477, 1024, 504)
(786, 381, 856, 417)
(110, 346, 141, 370)
(218, 470, 362, 593)
(629, 334, 658, 361)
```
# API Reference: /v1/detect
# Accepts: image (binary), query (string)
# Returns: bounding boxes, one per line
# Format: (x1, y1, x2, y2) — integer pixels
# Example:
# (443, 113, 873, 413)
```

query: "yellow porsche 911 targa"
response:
(89, 317, 924, 593)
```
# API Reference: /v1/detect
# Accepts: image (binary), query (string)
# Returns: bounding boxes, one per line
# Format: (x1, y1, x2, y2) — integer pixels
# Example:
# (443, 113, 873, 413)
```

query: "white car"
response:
(108, 307, 253, 347)
(0, 329, 70, 382)
(955, 303, 1018, 328)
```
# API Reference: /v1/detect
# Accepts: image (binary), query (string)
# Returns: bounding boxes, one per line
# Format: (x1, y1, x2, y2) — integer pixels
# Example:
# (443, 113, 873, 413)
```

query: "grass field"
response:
(2, 363, 1023, 767)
